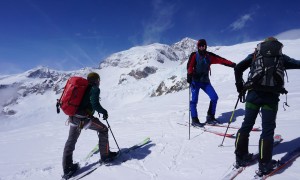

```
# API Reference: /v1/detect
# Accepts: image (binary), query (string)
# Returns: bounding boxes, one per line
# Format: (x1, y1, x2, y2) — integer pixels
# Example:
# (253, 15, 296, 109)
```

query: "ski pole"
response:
(99, 113, 121, 151)
(218, 96, 240, 147)
(189, 84, 191, 140)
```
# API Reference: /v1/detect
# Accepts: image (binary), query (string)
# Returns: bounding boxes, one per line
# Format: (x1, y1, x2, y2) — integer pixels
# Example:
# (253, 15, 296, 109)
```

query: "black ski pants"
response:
(235, 96, 278, 164)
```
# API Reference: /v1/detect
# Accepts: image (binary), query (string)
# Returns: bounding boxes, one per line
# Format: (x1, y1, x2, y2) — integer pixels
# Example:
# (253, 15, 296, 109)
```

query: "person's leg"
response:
(202, 83, 218, 123)
(62, 117, 81, 173)
(190, 82, 201, 119)
(258, 103, 278, 174)
(87, 118, 110, 157)
(235, 102, 260, 166)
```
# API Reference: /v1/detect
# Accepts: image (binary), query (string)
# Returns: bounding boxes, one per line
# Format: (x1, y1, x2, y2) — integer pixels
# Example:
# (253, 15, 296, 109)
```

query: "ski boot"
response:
(255, 160, 279, 177)
(62, 163, 79, 179)
(100, 151, 119, 163)
(235, 153, 253, 168)
(206, 115, 220, 125)
(191, 117, 205, 127)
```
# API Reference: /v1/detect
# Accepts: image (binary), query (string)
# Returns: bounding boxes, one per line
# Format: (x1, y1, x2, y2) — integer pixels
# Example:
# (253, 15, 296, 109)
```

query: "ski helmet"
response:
(197, 39, 207, 49)
(87, 72, 100, 84)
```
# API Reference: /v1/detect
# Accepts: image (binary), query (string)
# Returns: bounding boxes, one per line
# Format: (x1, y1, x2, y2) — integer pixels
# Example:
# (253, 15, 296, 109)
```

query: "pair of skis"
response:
(61, 137, 151, 180)
(221, 134, 282, 180)
(222, 134, 300, 180)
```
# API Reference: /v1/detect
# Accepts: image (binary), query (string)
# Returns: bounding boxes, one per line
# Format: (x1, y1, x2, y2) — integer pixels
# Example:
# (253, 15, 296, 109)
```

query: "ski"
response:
(177, 122, 260, 132)
(177, 122, 235, 138)
(205, 123, 261, 132)
(82, 144, 99, 164)
(253, 145, 300, 180)
(221, 134, 282, 180)
(61, 137, 151, 180)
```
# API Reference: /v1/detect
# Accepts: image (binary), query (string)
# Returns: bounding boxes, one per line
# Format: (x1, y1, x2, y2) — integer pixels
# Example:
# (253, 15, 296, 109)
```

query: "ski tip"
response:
(252, 127, 262, 131)
(274, 134, 282, 141)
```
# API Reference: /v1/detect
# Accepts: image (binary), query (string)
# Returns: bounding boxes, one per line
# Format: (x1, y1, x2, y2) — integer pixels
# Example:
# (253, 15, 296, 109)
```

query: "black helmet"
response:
(197, 39, 207, 48)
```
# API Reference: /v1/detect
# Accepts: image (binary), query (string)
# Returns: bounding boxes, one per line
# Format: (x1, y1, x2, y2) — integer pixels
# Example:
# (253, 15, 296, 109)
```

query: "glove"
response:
(102, 109, 108, 120)
(187, 74, 192, 84)
(235, 82, 244, 94)
(232, 63, 236, 68)
(103, 113, 108, 120)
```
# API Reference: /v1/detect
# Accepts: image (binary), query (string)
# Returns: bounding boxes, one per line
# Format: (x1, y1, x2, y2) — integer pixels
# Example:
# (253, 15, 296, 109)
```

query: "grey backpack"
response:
(245, 40, 287, 94)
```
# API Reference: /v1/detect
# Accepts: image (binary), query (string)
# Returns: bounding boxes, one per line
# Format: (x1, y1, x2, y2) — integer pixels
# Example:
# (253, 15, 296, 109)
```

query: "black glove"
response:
(103, 113, 108, 120)
(187, 74, 192, 84)
(232, 63, 236, 68)
(235, 82, 244, 94)
(102, 109, 108, 120)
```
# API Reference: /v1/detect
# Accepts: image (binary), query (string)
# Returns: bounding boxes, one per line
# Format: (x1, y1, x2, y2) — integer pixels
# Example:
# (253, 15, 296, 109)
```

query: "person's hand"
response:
(235, 82, 244, 93)
(187, 74, 192, 84)
(103, 113, 108, 120)
(102, 109, 108, 120)
(232, 63, 236, 68)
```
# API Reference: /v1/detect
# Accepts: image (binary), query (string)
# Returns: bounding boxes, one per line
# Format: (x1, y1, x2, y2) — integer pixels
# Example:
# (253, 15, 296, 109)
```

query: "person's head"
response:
(87, 72, 100, 86)
(263, 36, 280, 42)
(197, 39, 207, 54)
(263, 36, 278, 42)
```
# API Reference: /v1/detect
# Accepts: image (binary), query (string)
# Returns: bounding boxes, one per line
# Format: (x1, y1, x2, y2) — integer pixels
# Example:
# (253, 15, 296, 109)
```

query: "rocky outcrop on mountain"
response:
(0, 67, 74, 115)
(27, 67, 60, 80)
(128, 66, 158, 79)
(151, 76, 189, 97)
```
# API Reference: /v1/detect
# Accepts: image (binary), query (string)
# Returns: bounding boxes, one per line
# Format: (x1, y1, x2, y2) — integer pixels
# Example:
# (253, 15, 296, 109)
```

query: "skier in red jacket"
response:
(187, 39, 236, 126)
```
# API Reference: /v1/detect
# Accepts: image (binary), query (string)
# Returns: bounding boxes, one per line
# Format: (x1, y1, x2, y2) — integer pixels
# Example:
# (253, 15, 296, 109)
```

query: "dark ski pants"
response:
(190, 81, 218, 118)
(235, 101, 278, 164)
(62, 116, 109, 170)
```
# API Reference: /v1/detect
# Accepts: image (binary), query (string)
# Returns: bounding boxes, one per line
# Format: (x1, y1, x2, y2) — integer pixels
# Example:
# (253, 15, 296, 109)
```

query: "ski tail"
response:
(177, 122, 235, 138)
(204, 129, 235, 138)
(258, 146, 300, 179)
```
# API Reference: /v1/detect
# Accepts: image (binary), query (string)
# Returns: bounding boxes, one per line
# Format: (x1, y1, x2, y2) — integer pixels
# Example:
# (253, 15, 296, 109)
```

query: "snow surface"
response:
(1, 38, 300, 180)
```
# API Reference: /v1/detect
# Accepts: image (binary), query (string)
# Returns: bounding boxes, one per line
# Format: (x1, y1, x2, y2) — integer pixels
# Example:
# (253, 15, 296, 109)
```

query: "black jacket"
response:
(235, 53, 300, 104)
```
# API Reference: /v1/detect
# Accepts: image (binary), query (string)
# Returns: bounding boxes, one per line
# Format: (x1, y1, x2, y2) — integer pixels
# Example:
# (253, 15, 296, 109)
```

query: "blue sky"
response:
(1, 0, 300, 74)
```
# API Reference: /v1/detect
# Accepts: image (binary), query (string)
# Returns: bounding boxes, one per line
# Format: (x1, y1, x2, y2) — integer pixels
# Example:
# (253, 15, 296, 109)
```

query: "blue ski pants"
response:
(190, 81, 218, 118)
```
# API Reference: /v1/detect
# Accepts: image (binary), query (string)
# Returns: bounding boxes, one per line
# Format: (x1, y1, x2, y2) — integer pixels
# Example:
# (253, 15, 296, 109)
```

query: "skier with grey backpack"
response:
(233, 37, 300, 177)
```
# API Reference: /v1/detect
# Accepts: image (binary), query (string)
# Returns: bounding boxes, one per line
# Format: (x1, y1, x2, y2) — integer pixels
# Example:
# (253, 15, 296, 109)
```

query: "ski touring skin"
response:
(221, 134, 283, 180)
(177, 122, 235, 138)
(253, 145, 300, 180)
(61, 137, 151, 180)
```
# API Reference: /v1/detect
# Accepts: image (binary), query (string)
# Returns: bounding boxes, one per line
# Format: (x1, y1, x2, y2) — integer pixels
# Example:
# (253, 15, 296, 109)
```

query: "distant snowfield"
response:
(1, 39, 300, 180)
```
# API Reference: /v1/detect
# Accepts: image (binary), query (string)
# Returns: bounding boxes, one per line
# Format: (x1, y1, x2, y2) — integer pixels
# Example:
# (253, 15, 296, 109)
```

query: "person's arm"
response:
(283, 54, 300, 69)
(90, 86, 107, 115)
(187, 52, 196, 75)
(208, 52, 236, 68)
(234, 54, 253, 84)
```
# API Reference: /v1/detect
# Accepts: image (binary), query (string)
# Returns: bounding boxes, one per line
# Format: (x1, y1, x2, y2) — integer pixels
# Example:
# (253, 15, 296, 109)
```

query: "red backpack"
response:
(56, 76, 89, 116)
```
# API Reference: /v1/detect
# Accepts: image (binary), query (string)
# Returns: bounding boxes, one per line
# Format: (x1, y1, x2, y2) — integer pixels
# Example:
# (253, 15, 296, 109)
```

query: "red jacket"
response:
(187, 51, 235, 82)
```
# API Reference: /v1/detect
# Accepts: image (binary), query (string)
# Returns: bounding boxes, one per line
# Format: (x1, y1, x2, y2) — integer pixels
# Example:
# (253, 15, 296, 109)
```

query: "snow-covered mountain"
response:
(0, 38, 197, 118)
(1, 38, 300, 180)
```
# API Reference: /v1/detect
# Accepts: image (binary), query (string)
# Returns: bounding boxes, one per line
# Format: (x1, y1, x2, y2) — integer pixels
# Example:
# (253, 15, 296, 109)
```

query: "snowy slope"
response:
(1, 38, 300, 180)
